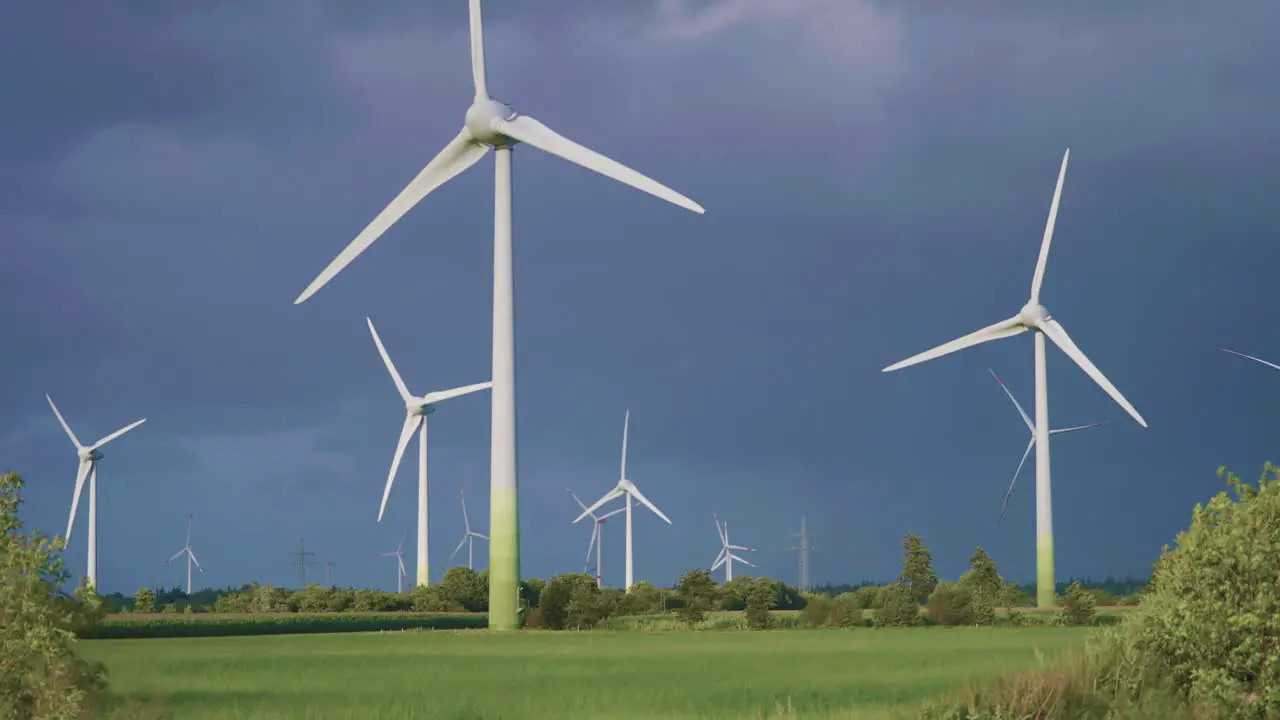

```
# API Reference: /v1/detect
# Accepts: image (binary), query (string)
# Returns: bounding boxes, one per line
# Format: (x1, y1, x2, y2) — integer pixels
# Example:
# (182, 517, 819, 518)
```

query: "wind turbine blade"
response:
(65, 461, 92, 542)
(712, 511, 726, 545)
(167, 548, 186, 563)
(450, 534, 469, 562)
(711, 549, 727, 572)
(295, 128, 489, 304)
(423, 381, 493, 405)
(573, 488, 626, 523)
(728, 544, 752, 551)
(90, 418, 146, 450)
(988, 369, 1034, 433)
(1039, 318, 1147, 427)
(460, 489, 472, 532)
(598, 507, 626, 521)
(729, 554, 756, 568)
(566, 487, 593, 516)
(185, 513, 193, 547)
(620, 410, 629, 480)
(189, 550, 202, 571)
(999, 437, 1035, 523)
(46, 395, 83, 449)
(378, 415, 422, 522)
(398, 556, 407, 578)
(622, 480, 672, 524)
(1219, 348, 1280, 371)
(1048, 420, 1111, 435)
(882, 316, 1028, 373)
(472, 532, 488, 540)
(492, 115, 704, 214)
(584, 524, 599, 570)
(1029, 149, 1070, 304)
(468, 0, 488, 98)
(367, 318, 412, 402)
(397, 532, 406, 554)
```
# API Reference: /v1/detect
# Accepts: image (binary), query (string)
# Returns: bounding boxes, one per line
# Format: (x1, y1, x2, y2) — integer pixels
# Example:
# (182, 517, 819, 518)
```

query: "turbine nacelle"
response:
(78, 448, 104, 462)
(465, 99, 519, 147)
(1018, 302, 1049, 327)
(407, 400, 438, 417)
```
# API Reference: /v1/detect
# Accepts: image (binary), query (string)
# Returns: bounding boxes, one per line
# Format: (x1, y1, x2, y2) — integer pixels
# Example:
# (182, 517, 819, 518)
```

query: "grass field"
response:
(82, 627, 1094, 719)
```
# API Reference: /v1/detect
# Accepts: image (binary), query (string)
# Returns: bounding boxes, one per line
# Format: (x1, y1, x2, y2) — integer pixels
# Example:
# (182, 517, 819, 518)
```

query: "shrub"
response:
(851, 585, 879, 609)
(0, 471, 107, 717)
(926, 581, 973, 626)
(872, 582, 919, 627)
(538, 573, 600, 630)
(801, 594, 834, 627)
(133, 587, 156, 613)
(675, 570, 717, 627)
(1058, 582, 1097, 627)
(833, 593, 865, 628)
(744, 578, 777, 630)
(438, 567, 487, 612)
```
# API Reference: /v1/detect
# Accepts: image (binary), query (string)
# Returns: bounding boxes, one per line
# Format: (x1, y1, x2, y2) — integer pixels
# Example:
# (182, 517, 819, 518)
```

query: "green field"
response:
(82, 627, 1093, 719)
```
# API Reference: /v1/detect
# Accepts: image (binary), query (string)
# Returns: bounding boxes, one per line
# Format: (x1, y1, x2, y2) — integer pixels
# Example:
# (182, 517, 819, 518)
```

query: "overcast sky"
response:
(4, 0, 1278, 595)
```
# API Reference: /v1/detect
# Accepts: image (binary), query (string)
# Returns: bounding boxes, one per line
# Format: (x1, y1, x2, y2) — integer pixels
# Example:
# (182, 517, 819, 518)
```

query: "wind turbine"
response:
(292, 0, 703, 629)
(1219, 348, 1280, 371)
(166, 513, 204, 595)
(573, 411, 672, 591)
(379, 533, 409, 594)
(367, 317, 491, 588)
(567, 486, 625, 588)
(449, 489, 490, 570)
(710, 512, 755, 582)
(881, 149, 1147, 609)
(988, 369, 1110, 522)
(47, 394, 146, 590)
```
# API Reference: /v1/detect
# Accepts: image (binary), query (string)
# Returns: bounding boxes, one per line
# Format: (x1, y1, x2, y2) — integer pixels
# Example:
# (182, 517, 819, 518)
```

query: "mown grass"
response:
(81, 627, 1094, 719)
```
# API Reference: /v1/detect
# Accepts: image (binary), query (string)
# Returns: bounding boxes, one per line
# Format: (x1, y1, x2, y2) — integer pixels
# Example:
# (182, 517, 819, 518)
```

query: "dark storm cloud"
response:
(3, 0, 1277, 591)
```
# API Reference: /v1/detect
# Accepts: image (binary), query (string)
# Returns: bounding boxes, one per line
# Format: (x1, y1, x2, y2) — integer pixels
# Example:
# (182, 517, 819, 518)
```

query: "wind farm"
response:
(6, 0, 1278, 717)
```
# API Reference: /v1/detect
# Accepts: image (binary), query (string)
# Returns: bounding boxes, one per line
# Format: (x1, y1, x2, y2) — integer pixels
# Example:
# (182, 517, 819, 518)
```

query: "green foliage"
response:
(743, 578, 777, 630)
(956, 546, 1004, 626)
(538, 573, 604, 630)
(520, 578, 545, 609)
(133, 587, 156, 614)
(833, 593, 866, 627)
(926, 581, 974, 626)
(1057, 582, 1097, 627)
(0, 471, 108, 717)
(617, 581, 664, 615)
(438, 567, 487, 612)
(851, 585, 880, 609)
(81, 612, 485, 639)
(800, 593, 834, 627)
(898, 532, 938, 602)
(872, 582, 920, 627)
(675, 569, 717, 627)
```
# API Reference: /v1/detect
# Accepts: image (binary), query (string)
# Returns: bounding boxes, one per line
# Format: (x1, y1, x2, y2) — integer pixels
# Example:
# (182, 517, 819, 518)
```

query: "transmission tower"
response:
(324, 560, 336, 587)
(787, 516, 814, 592)
(293, 537, 318, 588)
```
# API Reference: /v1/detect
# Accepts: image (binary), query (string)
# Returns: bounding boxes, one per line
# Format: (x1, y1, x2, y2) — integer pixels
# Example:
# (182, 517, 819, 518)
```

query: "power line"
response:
(293, 537, 318, 588)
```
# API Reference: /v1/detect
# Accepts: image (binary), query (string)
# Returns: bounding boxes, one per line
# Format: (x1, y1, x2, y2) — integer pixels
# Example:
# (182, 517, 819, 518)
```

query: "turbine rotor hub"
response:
(1019, 302, 1048, 327)
(465, 99, 519, 147)
(79, 449, 102, 461)
(407, 401, 436, 417)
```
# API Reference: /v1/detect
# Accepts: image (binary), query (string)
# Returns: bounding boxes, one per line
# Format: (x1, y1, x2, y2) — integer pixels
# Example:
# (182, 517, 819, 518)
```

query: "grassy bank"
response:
(82, 612, 487, 638)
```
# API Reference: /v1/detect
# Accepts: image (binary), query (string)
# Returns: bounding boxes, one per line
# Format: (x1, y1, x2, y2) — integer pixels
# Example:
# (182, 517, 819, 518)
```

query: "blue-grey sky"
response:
(4, 0, 1278, 595)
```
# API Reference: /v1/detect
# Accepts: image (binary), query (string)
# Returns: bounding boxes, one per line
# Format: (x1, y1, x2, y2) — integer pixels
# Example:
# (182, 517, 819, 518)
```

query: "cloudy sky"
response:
(4, 0, 1277, 595)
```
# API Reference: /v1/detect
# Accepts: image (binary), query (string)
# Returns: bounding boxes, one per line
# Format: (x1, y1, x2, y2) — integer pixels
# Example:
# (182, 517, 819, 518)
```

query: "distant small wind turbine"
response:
(573, 410, 672, 591)
(166, 513, 204, 595)
(881, 149, 1146, 609)
(367, 317, 491, 588)
(47, 394, 146, 590)
(988, 369, 1109, 522)
(567, 486, 625, 588)
(1219, 348, 1280, 371)
(379, 533, 409, 594)
(449, 489, 489, 570)
(710, 512, 754, 582)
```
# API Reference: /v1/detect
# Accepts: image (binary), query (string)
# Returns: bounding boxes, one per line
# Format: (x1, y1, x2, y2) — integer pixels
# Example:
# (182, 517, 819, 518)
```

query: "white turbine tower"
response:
(1220, 348, 1280, 371)
(449, 489, 489, 570)
(567, 487, 625, 588)
(988, 369, 1110, 522)
(573, 411, 672, 591)
(710, 512, 755, 582)
(881, 149, 1147, 609)
(166, 513, 204, 595)
(367, 317, 491, 588)
(379, 533, 409, 594)
(292, 0, 703, 630)
(47, 394, 146, 590)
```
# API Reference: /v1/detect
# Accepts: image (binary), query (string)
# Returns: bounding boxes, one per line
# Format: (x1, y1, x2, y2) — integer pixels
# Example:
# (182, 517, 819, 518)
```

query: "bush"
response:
(538, 573, 602, 630)
(1058, 582, 1097, 627)
(744, 578, 777, 629)
(801, 593, 834, 627)
(675, 570, 717, 627)
(133, 587, 156, 613)
(872, 582, 919, 627)
(832, 593, 866, 628)
(926, 581, 973, 626)
(0, 471, 107, 717)
(851, 585, 879, 609)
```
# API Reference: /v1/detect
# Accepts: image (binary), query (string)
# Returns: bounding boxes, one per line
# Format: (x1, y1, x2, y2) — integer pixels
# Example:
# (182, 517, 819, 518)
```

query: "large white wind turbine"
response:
(379, 533, 409, 594)
(367, 317, 491, 588)
(987, 369, 1110, 522)
(567, 487, 625, 588)
(573, 411, 672, 591)
(47, 394, 146, 590)
(710, 512, 755, 582)
(292, 0, 702, 629)
(449, 489, 489, 570)
(1219, 348, 1280, 371)
(166, 513, 204, 596)
(881, 149, 1147, 609)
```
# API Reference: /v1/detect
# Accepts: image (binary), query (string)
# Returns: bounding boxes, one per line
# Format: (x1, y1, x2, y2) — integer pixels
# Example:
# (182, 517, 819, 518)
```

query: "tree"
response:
(957, 546, 1003, 625)
(926, 582, 973, 626)
(1057, 582, 1096, 627)
(744, 578, 777, 629)
(0, 471, 107, 717)
(675, 569, 717, 626)
(538, 573, 600, 630)
(439, 567, 487, 612)
(872, 582, 920, 627)
(897, 533, 937, 602)
(134, 587, 156, 613)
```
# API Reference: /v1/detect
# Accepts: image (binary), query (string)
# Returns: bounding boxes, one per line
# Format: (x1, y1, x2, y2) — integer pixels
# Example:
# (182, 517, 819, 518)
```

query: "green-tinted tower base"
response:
(488, 486, 520, 630)
(1036, 533, 1055, 608)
